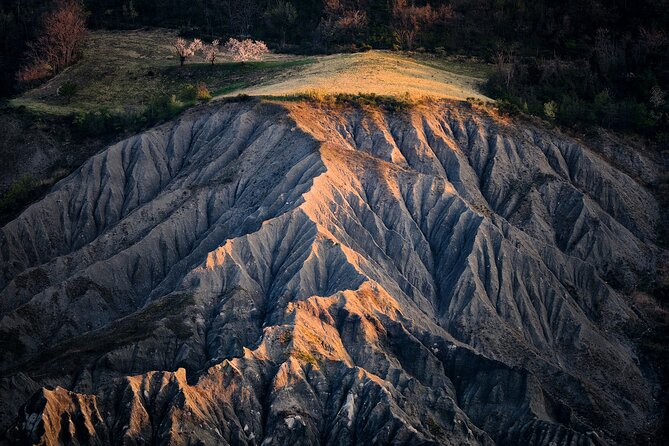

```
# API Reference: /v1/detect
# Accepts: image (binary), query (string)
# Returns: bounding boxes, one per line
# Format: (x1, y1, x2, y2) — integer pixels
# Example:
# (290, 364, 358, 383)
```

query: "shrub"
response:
(16, 62, 52, 85)
(57, 81, 78, 102)
(143, 94, 184, 122)
(292, 350, 318, 365)
(543, 101, 557, 120)
(294, 92, 418, 112)
(557, 95, 595, 127)
(0, 174, 40, 218)
(302, 89, 328, 104)
(73, 109, 119, 136)
(196, 82, 212, 101)
(227, 94, 252, 102)
(426, 418, 444, 436)
(179, 84, 198, 102)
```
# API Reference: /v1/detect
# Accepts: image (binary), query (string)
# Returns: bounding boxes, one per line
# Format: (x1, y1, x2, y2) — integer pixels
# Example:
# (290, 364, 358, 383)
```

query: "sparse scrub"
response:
(219, 166, 237, 183)
(289, 91, 418, 112)
(426, 418, 444, 436)
(292, 350, 319, 365)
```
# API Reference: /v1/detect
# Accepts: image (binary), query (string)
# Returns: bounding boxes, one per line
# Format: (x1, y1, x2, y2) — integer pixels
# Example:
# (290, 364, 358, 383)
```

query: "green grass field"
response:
(11, 29, 314, 116)
(11, 28, 493, 118)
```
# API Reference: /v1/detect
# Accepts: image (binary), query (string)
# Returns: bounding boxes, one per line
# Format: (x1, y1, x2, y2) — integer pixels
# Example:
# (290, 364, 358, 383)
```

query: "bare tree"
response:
(316, 0, 368, 48)
(203, 39, 221, 65)
(392, 0, 452, 50)
(174, 38, 203, 66)
(18, 0, 87, 82)
(223, 38, 269, 62)
(217, 0, 258, 36)
(494, 49, 516, 90)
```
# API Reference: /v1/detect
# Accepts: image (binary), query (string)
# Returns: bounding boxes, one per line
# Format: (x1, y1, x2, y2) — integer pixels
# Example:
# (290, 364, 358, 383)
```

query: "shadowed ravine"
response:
(0, 99, 663, 445)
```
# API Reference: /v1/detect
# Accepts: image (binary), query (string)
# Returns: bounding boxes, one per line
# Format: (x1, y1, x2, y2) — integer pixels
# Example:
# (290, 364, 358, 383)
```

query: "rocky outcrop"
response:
(0, 99, 663, 445)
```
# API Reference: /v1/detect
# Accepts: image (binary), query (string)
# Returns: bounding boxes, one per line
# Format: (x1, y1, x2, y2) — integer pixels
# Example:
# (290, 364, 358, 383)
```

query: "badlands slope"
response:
(0, 96, 664, 445)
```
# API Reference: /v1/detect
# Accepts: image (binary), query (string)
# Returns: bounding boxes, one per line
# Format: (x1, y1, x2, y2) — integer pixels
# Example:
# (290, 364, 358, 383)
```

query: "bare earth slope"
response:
(0, 99, 663, 445)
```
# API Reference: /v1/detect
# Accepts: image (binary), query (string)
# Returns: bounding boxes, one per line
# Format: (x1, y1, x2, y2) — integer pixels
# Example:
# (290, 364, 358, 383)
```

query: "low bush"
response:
(142, 93, 185, 123)
(196, 82, 212, 101)
(179, 84, 198, 102)
(0, 174, 40, 218)
(73, 109, 122, 136)
(294, 91, 418, 112)
(57, 81, 78, 103)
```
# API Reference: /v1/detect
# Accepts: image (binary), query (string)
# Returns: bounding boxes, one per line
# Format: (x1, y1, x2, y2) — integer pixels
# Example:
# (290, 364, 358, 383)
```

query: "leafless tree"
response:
(392, 0, 453, 50)
(18, 0, 87, 82)
(494, 49, 516, 89)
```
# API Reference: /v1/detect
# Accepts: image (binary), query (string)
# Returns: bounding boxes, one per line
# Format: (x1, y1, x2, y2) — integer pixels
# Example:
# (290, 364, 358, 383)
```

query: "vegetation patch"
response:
(426, 418, 444, 436)
(281, 91, 420, 112)
(279, 329, 293, 345)
(292, 350, 319, 365)
(0, 175, 43, 219)
(6, 293, 196, 377)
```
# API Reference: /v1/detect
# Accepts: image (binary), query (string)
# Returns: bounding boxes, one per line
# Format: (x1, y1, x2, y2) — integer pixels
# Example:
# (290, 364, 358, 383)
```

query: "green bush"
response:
(58, 81, 78, 103)
(543, 101, 557, 120)
(73, 109, 120, 136)
(143, 94, 185, 123)
(74, 108, 151, 137)
(179, 84, 198, 102)
(0, 174, 40, 218)
(292, 92, 418, 112)
(557, 95, 596, 127)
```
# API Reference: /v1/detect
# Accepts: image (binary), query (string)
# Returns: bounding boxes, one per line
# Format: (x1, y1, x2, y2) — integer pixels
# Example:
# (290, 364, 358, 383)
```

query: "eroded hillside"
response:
(0, 99, 665, 445)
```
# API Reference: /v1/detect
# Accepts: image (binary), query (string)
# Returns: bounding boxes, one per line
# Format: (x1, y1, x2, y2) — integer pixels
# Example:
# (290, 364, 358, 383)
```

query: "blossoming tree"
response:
(223, 38, 269, 62)
(173, 38, 203, 66)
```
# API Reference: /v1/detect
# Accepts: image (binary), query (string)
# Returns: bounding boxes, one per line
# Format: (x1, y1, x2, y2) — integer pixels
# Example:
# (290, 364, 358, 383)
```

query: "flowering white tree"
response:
(173, 38, 203, 66)
(203, 39, 220, 65)
(223, 38, 269, 62)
